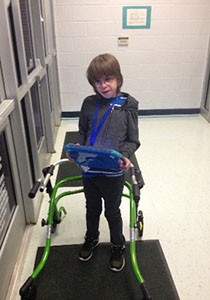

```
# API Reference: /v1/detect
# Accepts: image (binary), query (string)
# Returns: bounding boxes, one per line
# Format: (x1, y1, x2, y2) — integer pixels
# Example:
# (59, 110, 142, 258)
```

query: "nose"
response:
(100, 81, 107, 88)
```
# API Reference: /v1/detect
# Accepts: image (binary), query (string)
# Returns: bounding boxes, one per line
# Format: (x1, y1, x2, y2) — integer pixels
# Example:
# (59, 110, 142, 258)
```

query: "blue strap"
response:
(90, 99, 114, 146)
(109, 95, 126, 106)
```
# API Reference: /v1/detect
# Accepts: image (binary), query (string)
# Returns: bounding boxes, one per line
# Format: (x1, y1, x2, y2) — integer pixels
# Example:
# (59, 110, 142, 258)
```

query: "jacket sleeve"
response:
(119, 109, 140, 158)
(78, 100, 88, 145)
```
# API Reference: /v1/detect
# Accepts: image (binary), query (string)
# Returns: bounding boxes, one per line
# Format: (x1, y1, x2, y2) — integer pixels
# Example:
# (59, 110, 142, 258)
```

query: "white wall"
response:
(53, 0, 210, 112)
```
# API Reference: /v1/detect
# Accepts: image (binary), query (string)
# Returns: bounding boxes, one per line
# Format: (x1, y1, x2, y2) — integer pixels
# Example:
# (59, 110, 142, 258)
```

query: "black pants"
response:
(83, 175, 125, 246)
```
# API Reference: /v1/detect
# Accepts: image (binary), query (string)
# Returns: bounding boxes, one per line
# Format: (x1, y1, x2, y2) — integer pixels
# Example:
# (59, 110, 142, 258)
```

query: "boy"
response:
(77, 53, 140, 272)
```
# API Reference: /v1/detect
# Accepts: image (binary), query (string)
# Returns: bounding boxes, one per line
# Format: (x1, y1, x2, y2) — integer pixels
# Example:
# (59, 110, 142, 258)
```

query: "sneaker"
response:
(109, 245, 125, 272)
(78, 237, 99, 261)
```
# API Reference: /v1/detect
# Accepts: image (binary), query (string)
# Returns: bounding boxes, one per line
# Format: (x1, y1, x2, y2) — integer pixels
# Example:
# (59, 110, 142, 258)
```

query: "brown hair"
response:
(87, 53, 123, 94)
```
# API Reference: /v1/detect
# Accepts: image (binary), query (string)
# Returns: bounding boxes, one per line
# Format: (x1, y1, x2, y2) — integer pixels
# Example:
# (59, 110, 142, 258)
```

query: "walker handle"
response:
(28, 180, 41, 199)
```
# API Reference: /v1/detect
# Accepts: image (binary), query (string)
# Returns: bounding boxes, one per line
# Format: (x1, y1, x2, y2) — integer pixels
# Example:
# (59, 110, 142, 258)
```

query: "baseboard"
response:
(62, 108, 200, 118)
(62, 111, 80, 118)
(138, 108, 200, 116)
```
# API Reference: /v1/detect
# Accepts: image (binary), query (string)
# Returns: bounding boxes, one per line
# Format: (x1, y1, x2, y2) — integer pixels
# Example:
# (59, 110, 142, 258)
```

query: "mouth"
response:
(101, 90, 110, 95)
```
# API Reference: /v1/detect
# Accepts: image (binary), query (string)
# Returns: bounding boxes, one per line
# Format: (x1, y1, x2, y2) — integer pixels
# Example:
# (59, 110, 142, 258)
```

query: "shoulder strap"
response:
(90, 99, 114, 146)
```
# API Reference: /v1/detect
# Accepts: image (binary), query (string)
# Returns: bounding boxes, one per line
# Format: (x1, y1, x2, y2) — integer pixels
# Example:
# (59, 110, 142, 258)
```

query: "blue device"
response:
(64, 143, 123, 174)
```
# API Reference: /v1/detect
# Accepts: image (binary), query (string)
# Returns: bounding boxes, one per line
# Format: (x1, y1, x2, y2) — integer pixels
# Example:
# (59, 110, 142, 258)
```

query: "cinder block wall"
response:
(53, 0, 210, 112)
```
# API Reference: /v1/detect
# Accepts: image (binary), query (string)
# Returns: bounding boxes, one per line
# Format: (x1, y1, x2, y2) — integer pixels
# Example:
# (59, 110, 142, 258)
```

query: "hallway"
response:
(7, 115, 210, 300)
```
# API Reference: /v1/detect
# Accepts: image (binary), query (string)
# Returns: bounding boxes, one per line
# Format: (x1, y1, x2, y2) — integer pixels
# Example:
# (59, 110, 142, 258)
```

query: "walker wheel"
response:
(51, 211, 62, 234)
(137, 210, 144, 238)
(51, 221, 57, 234)
(21, 285, 37, 300)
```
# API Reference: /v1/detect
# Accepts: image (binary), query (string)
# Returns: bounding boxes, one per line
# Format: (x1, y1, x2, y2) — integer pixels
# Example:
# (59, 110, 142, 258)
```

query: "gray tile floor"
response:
(7, 115, 210, 300)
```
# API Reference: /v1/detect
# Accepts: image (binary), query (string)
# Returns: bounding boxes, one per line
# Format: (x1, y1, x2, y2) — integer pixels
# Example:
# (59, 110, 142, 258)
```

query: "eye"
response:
(95, 80, 100, 86)
(106, 77, 114, 83)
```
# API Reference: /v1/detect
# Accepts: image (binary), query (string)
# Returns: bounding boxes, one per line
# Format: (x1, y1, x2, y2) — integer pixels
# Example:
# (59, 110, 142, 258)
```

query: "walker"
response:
(19, 146, 152, 300)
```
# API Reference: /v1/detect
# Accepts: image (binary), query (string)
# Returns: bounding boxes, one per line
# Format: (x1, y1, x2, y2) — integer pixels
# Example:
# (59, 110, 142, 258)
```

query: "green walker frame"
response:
(19, 159, 152, 300)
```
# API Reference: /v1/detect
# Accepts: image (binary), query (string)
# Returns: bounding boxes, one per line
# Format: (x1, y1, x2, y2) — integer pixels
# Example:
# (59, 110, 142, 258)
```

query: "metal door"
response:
(0, 100, 26, 300)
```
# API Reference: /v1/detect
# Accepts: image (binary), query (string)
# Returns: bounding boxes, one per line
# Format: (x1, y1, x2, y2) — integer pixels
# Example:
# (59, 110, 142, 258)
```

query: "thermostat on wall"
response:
(118, 37, 129, 46)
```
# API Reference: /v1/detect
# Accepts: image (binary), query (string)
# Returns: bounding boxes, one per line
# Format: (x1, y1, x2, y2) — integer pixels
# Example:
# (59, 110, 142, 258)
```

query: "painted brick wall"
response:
(53, 0, 210, 112)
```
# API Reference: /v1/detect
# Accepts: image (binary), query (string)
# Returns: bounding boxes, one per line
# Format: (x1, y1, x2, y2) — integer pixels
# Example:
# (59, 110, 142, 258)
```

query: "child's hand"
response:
(66, 153, 74, 162)
(119, 157, 131, 171)
(66, 143, 80, 162)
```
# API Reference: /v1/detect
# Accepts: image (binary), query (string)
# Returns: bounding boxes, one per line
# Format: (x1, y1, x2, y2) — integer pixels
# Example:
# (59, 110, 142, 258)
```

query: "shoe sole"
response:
(109, 257, 125, 272)
(78, 241, 99, 262)
(78, 252, 93, 262)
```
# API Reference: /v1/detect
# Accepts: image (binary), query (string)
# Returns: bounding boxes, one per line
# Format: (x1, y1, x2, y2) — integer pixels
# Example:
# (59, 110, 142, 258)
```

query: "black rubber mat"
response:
(34, 240, 180, 300)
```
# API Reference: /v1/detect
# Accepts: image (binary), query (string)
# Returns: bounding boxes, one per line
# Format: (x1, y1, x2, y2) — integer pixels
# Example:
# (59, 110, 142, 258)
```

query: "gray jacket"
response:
(78, 93, 140, 158)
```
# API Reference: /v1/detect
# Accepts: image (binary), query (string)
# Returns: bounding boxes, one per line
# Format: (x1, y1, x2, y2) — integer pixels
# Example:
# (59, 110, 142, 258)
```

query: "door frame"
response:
(200, 39, 210, 122)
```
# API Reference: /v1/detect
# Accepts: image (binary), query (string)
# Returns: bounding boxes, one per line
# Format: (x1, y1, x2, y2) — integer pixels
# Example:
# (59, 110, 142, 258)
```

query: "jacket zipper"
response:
(102, 105, 115, 145)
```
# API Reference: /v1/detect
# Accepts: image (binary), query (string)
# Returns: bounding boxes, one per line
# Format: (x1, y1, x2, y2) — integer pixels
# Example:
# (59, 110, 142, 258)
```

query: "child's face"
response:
(94, 76, 118, 99)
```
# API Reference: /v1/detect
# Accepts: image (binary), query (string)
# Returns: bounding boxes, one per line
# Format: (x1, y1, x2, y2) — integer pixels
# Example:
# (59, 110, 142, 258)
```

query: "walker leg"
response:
(141, 283, 152, 300)
(19, 277, 36, 300)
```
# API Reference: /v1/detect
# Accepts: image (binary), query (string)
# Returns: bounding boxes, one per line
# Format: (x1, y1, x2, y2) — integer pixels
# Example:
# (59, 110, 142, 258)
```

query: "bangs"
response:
(90, 59, 117, 81)
(86, 54, 123, 92)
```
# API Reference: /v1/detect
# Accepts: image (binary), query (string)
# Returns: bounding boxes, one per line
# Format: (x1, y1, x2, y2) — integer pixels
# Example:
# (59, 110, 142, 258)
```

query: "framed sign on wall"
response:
(122, 6, 152, 29)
